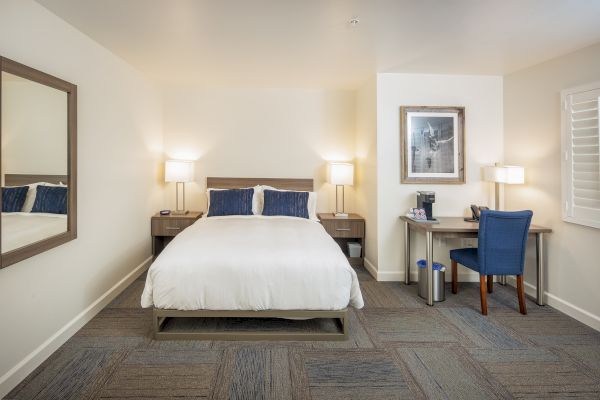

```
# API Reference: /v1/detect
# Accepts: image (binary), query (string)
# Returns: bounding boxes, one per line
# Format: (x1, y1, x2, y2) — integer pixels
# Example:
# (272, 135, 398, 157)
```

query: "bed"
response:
(2, 174, 68, 252)
(141, 177, 364, 340)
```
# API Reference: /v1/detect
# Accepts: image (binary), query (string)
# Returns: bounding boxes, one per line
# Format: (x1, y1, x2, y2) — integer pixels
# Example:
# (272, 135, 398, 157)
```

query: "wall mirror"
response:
(0, 57, 77, 267)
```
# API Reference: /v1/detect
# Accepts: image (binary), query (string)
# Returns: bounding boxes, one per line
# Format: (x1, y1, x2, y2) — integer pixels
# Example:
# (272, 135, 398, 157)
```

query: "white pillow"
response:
(260, 185, 318, 220)
(22, 182, 66, 212)
(207, 186, 261, 215)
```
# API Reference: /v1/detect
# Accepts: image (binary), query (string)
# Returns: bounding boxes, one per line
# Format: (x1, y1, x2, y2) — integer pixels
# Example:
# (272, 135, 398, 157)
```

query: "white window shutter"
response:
(562, 83, 600, 229)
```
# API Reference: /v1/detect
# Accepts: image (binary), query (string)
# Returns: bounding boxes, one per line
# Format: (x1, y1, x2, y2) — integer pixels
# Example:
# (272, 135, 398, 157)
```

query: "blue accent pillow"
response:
(208, 188, 254, 217)
(31, 185, 68, 214)
(262, 189, 309, 219)
(2, 186, 29, 212)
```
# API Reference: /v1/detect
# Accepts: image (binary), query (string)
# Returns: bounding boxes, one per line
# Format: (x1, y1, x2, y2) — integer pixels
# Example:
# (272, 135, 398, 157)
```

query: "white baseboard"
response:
(364, 260, 482, 283)
(0, 256, 152, 399)
(363, 258, 378, 280)
(506, 276, 600, 332)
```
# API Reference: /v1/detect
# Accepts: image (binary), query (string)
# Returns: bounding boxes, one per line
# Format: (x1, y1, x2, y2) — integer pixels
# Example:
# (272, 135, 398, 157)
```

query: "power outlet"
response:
(461, 238, 477, 248)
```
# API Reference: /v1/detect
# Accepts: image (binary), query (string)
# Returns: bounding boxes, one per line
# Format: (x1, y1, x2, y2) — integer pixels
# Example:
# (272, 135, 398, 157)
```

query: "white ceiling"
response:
(37, 0, 600, 89)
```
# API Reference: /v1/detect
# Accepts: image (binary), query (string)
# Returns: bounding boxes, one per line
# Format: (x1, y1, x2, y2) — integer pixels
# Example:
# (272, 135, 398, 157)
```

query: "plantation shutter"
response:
(562, 84, 600, 229)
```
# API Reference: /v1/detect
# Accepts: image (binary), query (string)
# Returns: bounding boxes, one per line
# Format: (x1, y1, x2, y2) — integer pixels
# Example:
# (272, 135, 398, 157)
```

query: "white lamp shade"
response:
(483, 165, 524, 184)
(165, 160, 195, 182)
(329, 162, 354, 186)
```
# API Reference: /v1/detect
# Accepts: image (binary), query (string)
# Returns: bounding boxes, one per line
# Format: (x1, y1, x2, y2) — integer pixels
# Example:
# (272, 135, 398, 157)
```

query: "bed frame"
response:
(5, 174, 67, 186)
(153, 177, 350, 341)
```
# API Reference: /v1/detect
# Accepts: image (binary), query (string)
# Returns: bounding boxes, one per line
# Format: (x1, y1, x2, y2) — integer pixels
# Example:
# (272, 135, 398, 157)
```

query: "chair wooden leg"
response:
(479, 275, 488, 315)
(451, 260, 458, 294)
(517, 275, 527, 315)
(487, 275, 493, 293)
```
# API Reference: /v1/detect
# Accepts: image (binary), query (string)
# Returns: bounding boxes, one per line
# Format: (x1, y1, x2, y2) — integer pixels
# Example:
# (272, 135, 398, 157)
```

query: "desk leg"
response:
(536, 233, 545, 306)
(404, 220, 411, 285)
(426, 231, 434, 306)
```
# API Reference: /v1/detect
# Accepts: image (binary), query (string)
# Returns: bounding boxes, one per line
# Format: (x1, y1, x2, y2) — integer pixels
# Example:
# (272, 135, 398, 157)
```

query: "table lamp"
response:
(329, 162, 354, 218)
(483, 164, 525, 210)
(165, 160, 195, 215)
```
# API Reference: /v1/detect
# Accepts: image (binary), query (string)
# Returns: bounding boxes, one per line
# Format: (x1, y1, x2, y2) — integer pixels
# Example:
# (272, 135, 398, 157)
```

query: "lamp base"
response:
(333, 212, 349, 218)
(171, 210, 189, 215)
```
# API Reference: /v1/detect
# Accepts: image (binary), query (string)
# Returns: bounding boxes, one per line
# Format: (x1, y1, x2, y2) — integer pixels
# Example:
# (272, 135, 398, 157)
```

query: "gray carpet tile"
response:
(361, 308, 465, 345)
(6, 268, 600, 400)
(302, 350, 413, 399)
(438, 307, 528, 349)
(396, 345, 512, 400)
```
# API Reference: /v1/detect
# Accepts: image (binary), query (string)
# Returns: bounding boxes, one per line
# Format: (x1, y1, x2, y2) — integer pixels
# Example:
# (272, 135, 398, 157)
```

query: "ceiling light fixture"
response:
(349, 17, 360, 26)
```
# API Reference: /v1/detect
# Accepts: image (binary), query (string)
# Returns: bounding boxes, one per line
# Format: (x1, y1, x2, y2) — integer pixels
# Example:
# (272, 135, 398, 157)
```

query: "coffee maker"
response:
(417, 191, 436, 221)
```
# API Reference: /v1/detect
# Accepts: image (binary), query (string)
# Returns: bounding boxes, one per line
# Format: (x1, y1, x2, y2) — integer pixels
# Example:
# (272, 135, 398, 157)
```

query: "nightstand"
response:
(318, 213, 365, 267)
(151, 211, 202, 257)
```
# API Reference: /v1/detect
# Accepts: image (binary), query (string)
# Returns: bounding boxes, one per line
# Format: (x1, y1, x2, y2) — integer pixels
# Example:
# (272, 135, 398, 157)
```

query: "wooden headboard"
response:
(206, 177, 313, 192)
(4, 174, 67, 186)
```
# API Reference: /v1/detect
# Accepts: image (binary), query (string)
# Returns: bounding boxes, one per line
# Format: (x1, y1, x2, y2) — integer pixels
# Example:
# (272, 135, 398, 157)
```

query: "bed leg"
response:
(341, 315, 348, 339)
(153, 309, 168, 339)
(153, 310, 159, 339)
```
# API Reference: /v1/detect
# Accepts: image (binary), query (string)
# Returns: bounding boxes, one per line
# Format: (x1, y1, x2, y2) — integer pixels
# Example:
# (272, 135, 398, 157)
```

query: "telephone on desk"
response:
(464, 205, 489, 222)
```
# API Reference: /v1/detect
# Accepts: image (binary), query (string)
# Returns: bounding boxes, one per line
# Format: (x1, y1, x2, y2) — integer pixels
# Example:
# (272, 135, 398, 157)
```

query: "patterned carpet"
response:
(6, 267, 600, 400)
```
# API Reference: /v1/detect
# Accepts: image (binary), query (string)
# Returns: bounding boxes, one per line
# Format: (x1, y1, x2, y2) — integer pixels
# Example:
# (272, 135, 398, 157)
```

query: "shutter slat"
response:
(574, 180, 600, 190)
(572, 107, 598, 114)
(573, 136, 598, 146)
(571, 113, 598, 122)
(572, 127, 598, 137)
(572, 144, 598, 153)
(571, 119, 597, 129)
(574, 155, 599, 164)
(574, 188, 600, 200)
(574, 197, 600, 208)
(573, 163, 599, 172)
(574, 171, 600, 181)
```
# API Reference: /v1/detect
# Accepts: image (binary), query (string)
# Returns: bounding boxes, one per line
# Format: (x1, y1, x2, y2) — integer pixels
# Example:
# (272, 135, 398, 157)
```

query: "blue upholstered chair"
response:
(450, 210, 533, 315)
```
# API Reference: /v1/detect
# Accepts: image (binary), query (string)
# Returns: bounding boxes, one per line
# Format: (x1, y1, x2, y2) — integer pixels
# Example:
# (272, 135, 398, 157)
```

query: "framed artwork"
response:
(400, 106, 465, 184)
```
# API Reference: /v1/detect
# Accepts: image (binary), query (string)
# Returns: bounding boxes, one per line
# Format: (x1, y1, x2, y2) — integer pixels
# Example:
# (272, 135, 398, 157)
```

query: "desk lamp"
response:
(483, 165, 525, 210)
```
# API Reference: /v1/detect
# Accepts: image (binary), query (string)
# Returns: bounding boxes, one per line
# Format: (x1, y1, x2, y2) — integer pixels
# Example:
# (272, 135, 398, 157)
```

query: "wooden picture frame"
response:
(400, 106, 465, 184)
(0, 56, 77, 268)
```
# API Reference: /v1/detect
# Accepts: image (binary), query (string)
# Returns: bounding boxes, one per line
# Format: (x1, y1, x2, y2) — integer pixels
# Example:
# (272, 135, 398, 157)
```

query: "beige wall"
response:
(161, 86, 356, 213)
(376, 73, 503, 280)
(504, 43, 600, 330)
(0, 0, 163, 394)
(355, 79, 378, 270)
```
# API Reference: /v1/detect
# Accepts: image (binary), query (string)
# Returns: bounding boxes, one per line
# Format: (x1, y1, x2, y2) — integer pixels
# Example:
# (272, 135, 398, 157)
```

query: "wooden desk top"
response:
(399, 216, 552, 234)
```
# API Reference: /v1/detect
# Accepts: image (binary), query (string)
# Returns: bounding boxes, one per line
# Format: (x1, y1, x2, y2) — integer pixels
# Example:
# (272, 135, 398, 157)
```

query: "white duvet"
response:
(1, 212, 67, 252)
(141, 216, 364, 311)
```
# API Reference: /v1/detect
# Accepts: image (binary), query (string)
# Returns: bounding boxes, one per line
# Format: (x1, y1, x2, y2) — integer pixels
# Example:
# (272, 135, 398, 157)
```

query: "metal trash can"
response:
(417, 259, 446, 302)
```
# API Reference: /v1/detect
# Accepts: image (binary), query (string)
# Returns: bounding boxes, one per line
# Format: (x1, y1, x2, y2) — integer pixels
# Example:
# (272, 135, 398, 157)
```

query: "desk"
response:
(400, 216, 552, 307)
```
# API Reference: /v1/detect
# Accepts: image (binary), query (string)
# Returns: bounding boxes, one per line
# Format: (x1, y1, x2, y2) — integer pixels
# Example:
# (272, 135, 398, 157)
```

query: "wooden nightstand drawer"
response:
(152, 218, 194, 236)
(151, 212, 202, 237)
(321, 219, 365, 238)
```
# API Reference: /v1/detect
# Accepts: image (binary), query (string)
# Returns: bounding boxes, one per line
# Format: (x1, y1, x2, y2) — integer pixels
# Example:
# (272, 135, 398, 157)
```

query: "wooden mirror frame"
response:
(0, 56, 77, 267)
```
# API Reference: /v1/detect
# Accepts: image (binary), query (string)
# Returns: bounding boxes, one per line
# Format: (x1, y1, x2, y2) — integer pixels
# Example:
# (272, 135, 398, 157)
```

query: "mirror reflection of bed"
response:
(1, 175, 68, 253)
(1, 71, 69, 254)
